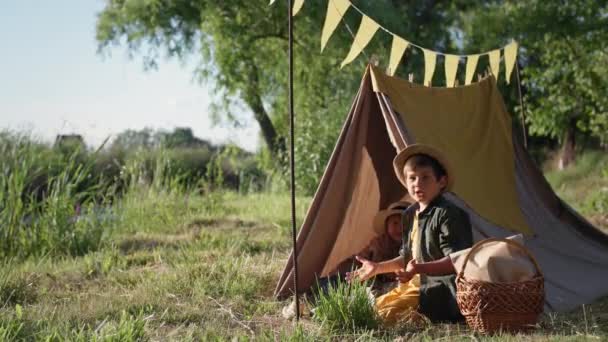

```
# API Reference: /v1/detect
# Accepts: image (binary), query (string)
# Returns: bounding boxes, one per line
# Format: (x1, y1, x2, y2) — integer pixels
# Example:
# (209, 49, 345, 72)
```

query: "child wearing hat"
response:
(347, 144, 473, 324)
(318, 200, 410, 296)
(282, 200, 409, 319)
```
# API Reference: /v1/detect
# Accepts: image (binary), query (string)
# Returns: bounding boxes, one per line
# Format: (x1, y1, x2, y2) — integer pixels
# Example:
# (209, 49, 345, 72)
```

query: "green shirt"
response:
(400, 194, 473, 322)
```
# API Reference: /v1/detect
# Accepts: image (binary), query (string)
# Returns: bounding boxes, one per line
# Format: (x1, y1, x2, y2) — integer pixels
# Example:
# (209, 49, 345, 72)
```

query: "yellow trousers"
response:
(375, 279, 421, 324)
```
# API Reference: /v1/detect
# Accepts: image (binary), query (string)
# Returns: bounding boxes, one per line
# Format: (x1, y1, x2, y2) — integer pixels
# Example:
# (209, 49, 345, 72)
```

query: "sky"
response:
(0, 1, 259, 151)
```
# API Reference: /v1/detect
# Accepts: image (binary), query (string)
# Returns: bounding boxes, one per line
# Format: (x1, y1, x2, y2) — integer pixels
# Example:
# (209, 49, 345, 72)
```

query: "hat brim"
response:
(372, 208, 404, 235)
(393, 144, 454, 191)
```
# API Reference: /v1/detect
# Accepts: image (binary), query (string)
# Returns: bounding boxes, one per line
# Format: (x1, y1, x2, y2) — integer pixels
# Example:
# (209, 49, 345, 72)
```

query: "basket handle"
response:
(458, 237, 543, 279)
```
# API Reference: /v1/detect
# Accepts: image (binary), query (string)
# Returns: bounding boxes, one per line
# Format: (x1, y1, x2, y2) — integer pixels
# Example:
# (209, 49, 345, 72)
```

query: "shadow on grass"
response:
(118, 237, 180, 253)
(188, 218, 258, 230)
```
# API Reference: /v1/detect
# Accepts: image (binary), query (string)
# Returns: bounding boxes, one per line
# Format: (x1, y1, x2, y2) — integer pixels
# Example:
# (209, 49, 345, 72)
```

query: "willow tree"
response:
(96, 0, 466, 193)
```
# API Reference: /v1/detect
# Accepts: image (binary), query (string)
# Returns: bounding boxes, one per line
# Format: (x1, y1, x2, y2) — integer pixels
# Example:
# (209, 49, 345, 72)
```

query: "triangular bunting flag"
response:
(292, 0, 304, 16)
(340, 15, 379, 68)
(504, 41, 518, 84)
(465, 54, 479, 85)
(489, 49, 501, 81)
(444, 54, 459, 87)
(388, 36, 409, 76)
(423, 49, 437, 86)
(321, 0, 351, 52)
(269, 0, 276, 5)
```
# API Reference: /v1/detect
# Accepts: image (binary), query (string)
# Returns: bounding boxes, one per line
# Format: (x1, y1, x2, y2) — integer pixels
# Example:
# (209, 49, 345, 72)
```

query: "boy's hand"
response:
(405, 259, 418, 274)
(346, 256, 378, 282)
(395, 259, 418, 283)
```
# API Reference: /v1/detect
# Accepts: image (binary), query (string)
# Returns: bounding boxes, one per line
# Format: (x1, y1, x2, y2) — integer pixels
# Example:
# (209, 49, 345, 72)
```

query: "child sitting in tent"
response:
(347, 144, 473, 324)
(319, 200, 410, 295)
(282, 200, 409, 319)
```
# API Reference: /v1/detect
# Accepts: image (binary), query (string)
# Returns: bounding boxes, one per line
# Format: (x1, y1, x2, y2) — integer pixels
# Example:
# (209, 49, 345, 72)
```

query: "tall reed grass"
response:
(312, 277, 379, 333)
(0, 133, 107, 258)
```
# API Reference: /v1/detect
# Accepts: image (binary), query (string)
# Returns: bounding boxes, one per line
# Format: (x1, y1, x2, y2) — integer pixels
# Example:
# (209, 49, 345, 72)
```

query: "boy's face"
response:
(404, 165, 447, 205)
(386, 214, 402, 242)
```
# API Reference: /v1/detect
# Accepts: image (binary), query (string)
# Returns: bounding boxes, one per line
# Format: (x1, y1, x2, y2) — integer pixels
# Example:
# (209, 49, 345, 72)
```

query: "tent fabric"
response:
(370, 67, 530, 235)
(274, 65, 608, 312)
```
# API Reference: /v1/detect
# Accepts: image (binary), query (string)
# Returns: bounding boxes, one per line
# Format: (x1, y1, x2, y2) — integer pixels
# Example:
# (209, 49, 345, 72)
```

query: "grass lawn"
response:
(1, 184, 607, 340)
(544, 150, 608, 233)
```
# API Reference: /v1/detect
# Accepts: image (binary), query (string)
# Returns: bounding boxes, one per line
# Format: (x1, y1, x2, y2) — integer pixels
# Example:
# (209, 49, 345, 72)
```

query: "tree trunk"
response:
(558, 119, 577, 170)
(243, 63, 285, 159)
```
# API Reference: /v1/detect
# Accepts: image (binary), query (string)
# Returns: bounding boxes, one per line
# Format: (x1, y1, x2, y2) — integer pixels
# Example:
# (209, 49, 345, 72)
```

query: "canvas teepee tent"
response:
(274, 65, 608, 312)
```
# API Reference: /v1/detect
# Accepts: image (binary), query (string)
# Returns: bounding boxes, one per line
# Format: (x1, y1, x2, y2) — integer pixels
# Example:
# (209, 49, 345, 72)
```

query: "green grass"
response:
(0, 189, 606, 340)
(545, 150, 608, 231)
(0, 136, 607, 340)
(312, 278, 379, 333)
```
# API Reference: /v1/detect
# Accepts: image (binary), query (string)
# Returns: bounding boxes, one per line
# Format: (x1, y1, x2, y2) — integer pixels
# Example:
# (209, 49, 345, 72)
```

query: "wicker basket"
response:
(456, 238, 545, 334)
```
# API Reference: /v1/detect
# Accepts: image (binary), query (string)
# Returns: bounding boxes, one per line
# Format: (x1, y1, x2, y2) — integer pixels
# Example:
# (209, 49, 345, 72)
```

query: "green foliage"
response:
(313, 278, 378, 333)
(460, 0, 608, 146)
(95, 1, 470, 195)
(112, 129, 266, 193)
(95, 0, 608, 191)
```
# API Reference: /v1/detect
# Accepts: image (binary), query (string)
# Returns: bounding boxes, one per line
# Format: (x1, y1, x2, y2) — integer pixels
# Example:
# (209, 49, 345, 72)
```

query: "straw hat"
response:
(393, 144, 455, 191)
(373, 200, 411, 235)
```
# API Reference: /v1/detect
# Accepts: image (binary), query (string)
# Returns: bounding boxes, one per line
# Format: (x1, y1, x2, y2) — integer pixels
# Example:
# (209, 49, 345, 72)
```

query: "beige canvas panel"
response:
(449, 235, 538, 283)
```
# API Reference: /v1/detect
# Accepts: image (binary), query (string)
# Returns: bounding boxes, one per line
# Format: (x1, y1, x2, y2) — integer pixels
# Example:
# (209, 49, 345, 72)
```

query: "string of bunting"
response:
(272, 0, 519, 87)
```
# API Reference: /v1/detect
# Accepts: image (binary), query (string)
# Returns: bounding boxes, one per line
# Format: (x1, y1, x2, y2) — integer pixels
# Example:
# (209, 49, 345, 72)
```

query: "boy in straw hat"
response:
(347, 144, 473, 324)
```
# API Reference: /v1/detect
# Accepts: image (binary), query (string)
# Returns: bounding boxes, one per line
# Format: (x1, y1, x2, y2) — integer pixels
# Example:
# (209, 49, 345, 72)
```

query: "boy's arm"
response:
(395, 256, 455, 283)
(437, 207, 473, 256)
(346, 255, 405, 282)
(412, 256, 456, 276)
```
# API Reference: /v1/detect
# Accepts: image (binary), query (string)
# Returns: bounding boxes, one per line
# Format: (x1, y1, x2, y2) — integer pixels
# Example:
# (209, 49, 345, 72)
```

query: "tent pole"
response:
(288, 0, 300, 321)
(515, 58, 528, 149)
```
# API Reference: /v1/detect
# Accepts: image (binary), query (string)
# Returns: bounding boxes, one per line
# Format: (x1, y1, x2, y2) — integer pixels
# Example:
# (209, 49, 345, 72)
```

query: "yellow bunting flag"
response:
(388, 36, 409, 76)
(321, 0, 351, 52)
(489, 49, 501, 81)
(292, 0, 304, 16)
(444, 54, 459, 87)
(465, 54, 479, 85)
(504, 41, 518, 84)
(340, 15, 379, 68)
(423, 49, 437, 86)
